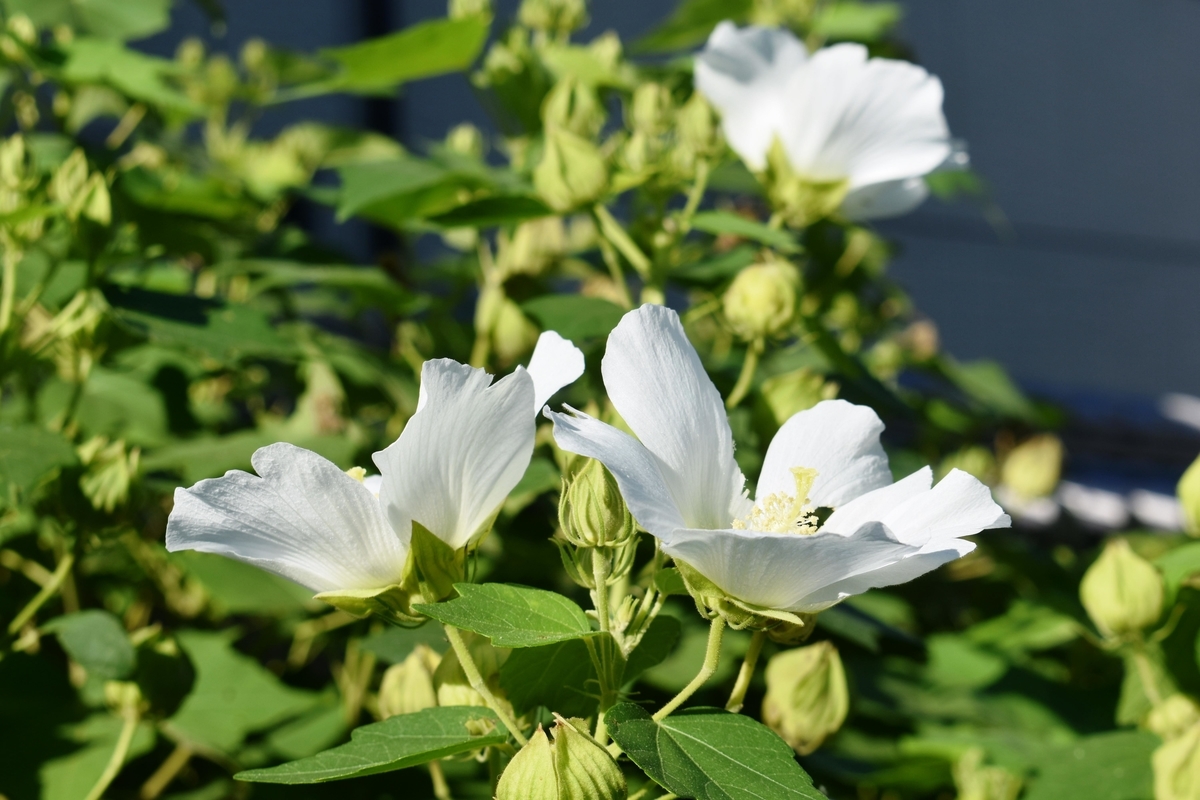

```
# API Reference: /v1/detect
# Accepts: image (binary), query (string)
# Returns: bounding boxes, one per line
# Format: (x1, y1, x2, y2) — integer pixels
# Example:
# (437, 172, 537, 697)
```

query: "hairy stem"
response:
(444, 624, 528, 746)
(725, 338, 763, 410)
(84, 711, 140, 800)
(592, 550, 612, 634)
(653, 616, 726, 721)
(725, 630, 767, 713)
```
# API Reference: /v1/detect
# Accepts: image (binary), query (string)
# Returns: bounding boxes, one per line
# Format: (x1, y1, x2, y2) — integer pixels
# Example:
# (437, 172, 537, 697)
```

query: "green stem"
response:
(1131, 645, 1165, 707)
(653, 616, 726, 720)
(0, 245, 18, 335)
(725, 338, 763, 410)
(443, 624, 528, 746)
(594, 204, 652, 279)
(84, 711, 140, 800)
(679, 160, 710, 227)
(597, 236, 634, 310)
(8, 552, 75, 635)
(592, 551, 612, 634)
(725, 630, 766, 713)
(428, 760, 452, 800)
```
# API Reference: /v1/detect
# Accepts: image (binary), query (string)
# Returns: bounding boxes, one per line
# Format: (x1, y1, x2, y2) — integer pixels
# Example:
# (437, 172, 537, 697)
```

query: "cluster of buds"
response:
(556, 459, 638, 592)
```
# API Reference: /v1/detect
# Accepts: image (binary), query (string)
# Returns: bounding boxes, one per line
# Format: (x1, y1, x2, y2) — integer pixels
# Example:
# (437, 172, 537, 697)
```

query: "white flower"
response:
(694, 21, 954, 219)
(166, 332, 585, 594)
(546, 306, 1008, 614)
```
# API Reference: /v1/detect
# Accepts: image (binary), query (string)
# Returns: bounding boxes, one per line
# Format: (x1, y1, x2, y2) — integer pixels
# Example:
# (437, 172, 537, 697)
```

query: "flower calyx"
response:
(675, 559, 814, 634)
(496, 714, 627, 800)
(760, 138, 848, 228)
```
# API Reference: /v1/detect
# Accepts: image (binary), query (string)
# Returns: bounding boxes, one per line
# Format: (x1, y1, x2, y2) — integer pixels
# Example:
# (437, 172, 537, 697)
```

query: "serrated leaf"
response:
(415, 583, 593, 648)
(499, 637, 603, 717)
(235, 706, 508, 784)
(522, 295, 625, 341)
(320, 17, 489, 94)
(170, 631, 320, 753)
(43, 610, 135, 681)
(606, 703, 827, 800)
(690, 211, 801, 253)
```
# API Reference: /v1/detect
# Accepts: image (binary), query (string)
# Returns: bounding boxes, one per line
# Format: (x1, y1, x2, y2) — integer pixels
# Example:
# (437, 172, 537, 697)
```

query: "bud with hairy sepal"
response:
(559, 459, 636, 549)
(762, 640, 848, 755)
(1080, 538, 1165, 639)
(535, 124, 608, 212)
(1001, 434, 1063, 500)
(378, 644, 441, 719)
(1179, 453, 1200, 536)
(723, 257, 801, 342)
(496, 715, 626, 800)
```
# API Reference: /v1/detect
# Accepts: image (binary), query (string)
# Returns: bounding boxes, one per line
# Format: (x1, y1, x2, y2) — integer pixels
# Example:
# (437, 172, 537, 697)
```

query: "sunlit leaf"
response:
(416, 583, 594, 648)
(691, 211, 802, 254)
(319, 17, 489, 94)
(522, 295, 626, 341)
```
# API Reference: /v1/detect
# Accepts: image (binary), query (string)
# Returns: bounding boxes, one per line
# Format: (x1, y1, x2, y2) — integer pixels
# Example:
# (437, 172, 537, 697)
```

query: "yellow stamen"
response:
(733, 467, 820, 534)
(346, 466, 367, 482)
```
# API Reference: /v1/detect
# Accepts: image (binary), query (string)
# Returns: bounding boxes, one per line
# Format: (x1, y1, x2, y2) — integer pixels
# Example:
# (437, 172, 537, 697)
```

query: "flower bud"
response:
(762, 641, 848, 755)
(378, 644, 441, 719)
(953, 748, 1023, 800)
(677, 92, 721, 159)
(544, 77, 606, 138)
(518, 0, 589, 35)
(1000, 434, 1063, 500)
(535, 125, 608, 211)
(1178, 453, 1200, 536)
(496, 217, 568, 279)
(629, 83, 672, 135)
(559, 460, 636, 549)
(444, 123, 484, 159)
(1080, 539, 1165, 638)
(449, 0, 493, 19)
(1154, 722, 1200, 800)
(723, 259, 801, 342)
(496, 716, 626, 800)
(1148, 695, 1200, 741)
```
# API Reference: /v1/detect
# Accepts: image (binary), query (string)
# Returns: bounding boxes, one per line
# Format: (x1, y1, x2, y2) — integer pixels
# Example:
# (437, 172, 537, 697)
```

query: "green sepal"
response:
(402, 520, 466, 606)
(675, 560, 815, 633)
(760, 138, 849, 228)
(314, 584, 419, 624)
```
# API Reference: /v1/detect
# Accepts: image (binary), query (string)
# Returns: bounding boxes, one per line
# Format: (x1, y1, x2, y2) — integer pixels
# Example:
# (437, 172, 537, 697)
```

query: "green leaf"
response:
(39, 715, 156, 800)
(1156, 541, 1200, 602)
(43, 610, 135, 681)
(674, 245, 758, 285)
(811, 2, 903, 43)
(171, 550, 316, 617)
(1023, 730, 1157, 800)
(415, 583, 593, 648)
(925, 635, 1008, 690)
(965, 600, 1079, 656)
(61, 39, 202, 114)
(941, 358, 1041, 423)
(606, 703, 826, 800)
(335, 158, 449, 221)
(428, 195, 552, 228)
(504, 456, 561, 517)
(522, 295, 626, 341)
(690, 211, 801, 254)
(653, 568, 689, 597)
(0, 423, 77, 497)
(264, 700, 348, 762)
(359, 624, 448, 664)
(6, 0, 171, 41)
(235, 706, 508, 784)
(320, 17, 490, 94)
(499, 637, 601, 718)
(633, 0, 754, 53)
(170, 630, 320, 753)
(624, 615, 682, 684)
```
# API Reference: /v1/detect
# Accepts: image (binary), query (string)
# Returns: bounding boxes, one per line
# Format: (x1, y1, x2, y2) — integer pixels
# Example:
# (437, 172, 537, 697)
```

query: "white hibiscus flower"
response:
(166, 332, 585, 597)
(694, 21, 956, 220)
(546, 306, 1008, 617)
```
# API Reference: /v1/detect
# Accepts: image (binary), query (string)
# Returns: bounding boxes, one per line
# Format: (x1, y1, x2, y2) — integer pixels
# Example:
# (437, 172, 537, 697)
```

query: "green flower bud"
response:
(559, 460, 636, 548)
(1179, 454, 1200, 536)
(1148, 695, 1200, 741)
(378, 644, 441, 719)
(953, 748, 1023, 800)
(761, 139, 848, 227)
(496, 217, 568, 279)
(1000, 434, 1063, 500)
(629, 83, 672, 135)
(723, 258, 801, 342)
(757, 368, 837, 429)
(762, 641, 849, 755)
(518, 0, 589, 35)
(535, 125, 608, 211)
(544, 77, 606, 138)
(444, 123, 485, 159)
(496, 716, 626, 800)
(77, 437, 138, 513)
(1154, 722, 1200, 800)
(677, 92, 721, 159)
(449, 0, 493, 20)
(1080, 539, 1165, 638)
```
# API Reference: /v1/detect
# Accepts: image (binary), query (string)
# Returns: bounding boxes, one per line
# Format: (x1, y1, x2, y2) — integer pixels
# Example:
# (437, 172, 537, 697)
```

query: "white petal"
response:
(362, 474, 384, 498)
(779, 44, 951, 187)
(879, 468, 1010, 546)
(603, 305, 746, 531)
(664, 522, 916, 612)
(545, 406, 686, 542)
(841, 177, 930, 220)
(166, 443, 406, 593)
(694, 22, 809, 170)
(789, 536, 976, 612)
(374, 359, 535, 550)
(758, 399, 891, 509)
(823, 466, 932, 536)
(527, 331, 585, 413)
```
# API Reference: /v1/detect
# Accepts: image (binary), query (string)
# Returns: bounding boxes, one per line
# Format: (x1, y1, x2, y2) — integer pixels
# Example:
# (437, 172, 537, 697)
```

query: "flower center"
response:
(733, 466, 820, 534)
